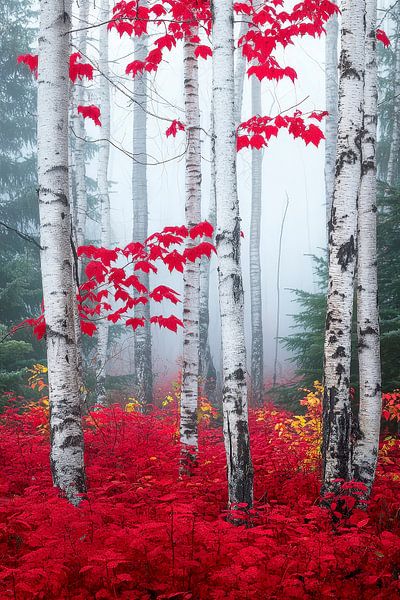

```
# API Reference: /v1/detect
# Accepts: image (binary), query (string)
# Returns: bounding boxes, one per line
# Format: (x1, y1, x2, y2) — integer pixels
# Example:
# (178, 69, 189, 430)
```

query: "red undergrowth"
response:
(0, 394, 400, 599)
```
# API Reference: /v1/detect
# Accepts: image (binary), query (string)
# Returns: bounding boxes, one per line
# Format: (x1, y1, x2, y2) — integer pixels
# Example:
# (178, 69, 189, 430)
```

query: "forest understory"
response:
(1, 383, 400, 600)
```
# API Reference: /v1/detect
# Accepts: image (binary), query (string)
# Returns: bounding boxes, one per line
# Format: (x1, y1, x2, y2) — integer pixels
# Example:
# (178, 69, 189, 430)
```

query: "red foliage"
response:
(377, 29, 391, 47)
(1, 393, 400, 599)
(20, 223, 214, 339)
(78, 105, 102, 127)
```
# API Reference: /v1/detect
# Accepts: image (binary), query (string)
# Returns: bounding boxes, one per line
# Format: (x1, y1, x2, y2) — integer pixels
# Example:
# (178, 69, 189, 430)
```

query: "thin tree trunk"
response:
(180, 26, 202, 472)
(250, 75, 264, 406)
(74, 0, 89, 257)
(212, 0, 254, 511)
(234, 19, 249, 126)
(353, 0, 381, 495)
(325, 1, 339, 228)
(95, 0, 111, 406)
(132, 0, 153, 408)
(199, 108, 217, 405)
(386, 22, 400, 187)
(322, 0, 365, 494)
(38, 0, 86, 505)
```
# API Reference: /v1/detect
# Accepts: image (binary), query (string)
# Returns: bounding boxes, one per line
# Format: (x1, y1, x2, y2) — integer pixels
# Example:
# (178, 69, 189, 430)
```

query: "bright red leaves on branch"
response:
(377, 29, 391, 47)
(237, 110, 328, 151)
(78, 105, 102, 126)
(23, 223, 215, 339)
(165, 119, 186, 138)
(17, 53, 38, 76)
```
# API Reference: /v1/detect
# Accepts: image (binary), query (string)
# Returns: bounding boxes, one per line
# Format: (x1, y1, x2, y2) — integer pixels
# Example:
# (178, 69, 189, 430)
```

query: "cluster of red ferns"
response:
(0, 389, 400, 599)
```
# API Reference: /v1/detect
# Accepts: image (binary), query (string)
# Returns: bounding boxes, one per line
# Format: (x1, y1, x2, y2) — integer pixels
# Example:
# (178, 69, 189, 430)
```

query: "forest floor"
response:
(1, 389, 400, 599)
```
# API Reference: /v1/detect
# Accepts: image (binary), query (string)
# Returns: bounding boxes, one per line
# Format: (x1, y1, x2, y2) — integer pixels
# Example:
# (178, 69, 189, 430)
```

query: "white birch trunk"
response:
(386, 24, 400, 186)
(325, 1, 339, 227)
(199, 116, 217, 405)
(250, 75, 264, 407)
(180, 26, 202, 472)
(73, 0, 89, 256)
(322, 0, 365, 493)
(212, 0, 253, 510)
(132, 0, 153, 408)
(353, 0, 381, 495)
(234, 19, 249, 126)
(95, 0, 111, 406)
(38, 0, 86, 504)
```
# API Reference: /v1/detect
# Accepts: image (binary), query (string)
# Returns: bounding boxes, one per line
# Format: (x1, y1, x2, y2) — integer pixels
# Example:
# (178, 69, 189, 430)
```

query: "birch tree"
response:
(212, 0, 254, 510)
(199, 111, 217, 405)
(386, 20, 400, 187)
(95, 0, 111, 406)
(38, 0, 86, 504)
(132, 0, 153, 408)
(322, 0, 365, 493)
(250, 74, 264, 406)
(325, 0, 339, 227)
(73, 0, 89, 255)
(353, 0, 381, 494)
(180, 25, 202, 471)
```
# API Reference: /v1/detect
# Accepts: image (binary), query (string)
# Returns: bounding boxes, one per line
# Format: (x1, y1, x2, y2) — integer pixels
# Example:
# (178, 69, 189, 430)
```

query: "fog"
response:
(82, 14, 329, 385)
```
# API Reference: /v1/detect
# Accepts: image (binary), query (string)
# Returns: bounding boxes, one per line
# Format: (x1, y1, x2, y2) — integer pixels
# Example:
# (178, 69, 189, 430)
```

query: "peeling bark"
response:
(38, 0, 86, 505)
(353, 0, 381, 495)
(212, 0, 254, 510)
(322, 0, 365, 494)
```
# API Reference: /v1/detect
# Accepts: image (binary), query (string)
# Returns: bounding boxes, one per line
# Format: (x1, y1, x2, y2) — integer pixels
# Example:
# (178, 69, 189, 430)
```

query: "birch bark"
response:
(322, 0, 365, 494)
(212, 0, 254, 510)
(353, 0, 381, 495)
(74, 0, 89, 256)
(325, 1, 339, 227)
(386, 22, 400, 186)
(95, 0, 111, 406)
(38, 0, 86, 504)
(250, 75, 264, 407)
(132, 0, 153, 408)
(180, 26, 202, 472)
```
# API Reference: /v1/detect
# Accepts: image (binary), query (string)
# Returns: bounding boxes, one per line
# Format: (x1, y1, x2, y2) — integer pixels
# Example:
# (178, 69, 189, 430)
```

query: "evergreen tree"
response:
(0, 0, 43, 404)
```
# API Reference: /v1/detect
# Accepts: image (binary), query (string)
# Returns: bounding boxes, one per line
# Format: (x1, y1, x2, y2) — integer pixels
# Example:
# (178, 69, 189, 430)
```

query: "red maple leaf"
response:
(126, 318, 145, 330)
(150, 315, 184, 332)
(166, 120, 186, 138)
(78, 105, 102, 127)
(189, 221, 214, 239)
(80, 320, 97, 337)
(377, 29, 390, 47)
(17, 54, 38, 76)
(194, 45, 212, 60)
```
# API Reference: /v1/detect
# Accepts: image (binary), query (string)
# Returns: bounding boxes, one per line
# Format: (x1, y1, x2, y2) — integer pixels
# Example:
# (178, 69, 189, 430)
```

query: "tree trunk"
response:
(386, 22, 400, 187)
(132, 0, 153, 409)
(234, 19, 249, 126)
(180, 26, 202, 472)
(199, 108, 217, 406)
(325, 1, 339, 228)
(95, 0, 111, 406)
(322, 0, 365, 494)
(212, 0, 254, 511)
(353, 0, 381, 495)
(74, 0, 89, 257)
(38, 0, 86, 505)
(250, 75, 264, 407)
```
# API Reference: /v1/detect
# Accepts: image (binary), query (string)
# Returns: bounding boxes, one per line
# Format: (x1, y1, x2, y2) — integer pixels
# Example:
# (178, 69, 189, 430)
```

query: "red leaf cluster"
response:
(21, 223, 215, 339)
(1, 391, 400, 599)
(237, 110, 328, 151)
